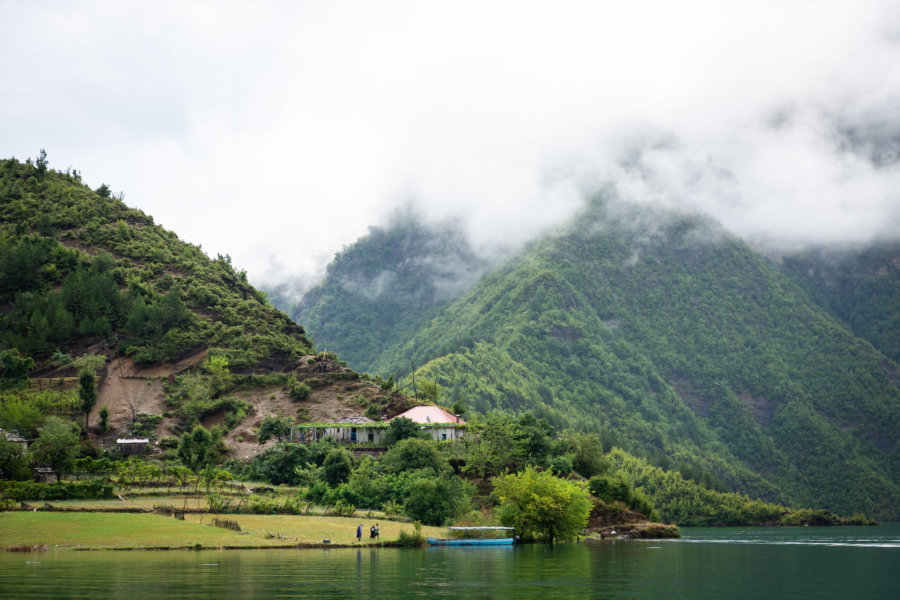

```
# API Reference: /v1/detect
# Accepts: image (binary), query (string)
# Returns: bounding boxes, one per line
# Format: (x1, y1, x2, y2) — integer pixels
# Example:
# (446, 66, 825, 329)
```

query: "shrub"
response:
(288, 377, 311, 401)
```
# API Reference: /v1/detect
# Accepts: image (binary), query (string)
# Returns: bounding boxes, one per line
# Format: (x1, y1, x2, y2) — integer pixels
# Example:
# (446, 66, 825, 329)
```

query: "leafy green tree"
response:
(559, 431, 608, 478)
(381, 437, 447, 474)
(321, 447, 353, 487)
(287, 376, 311, 400)
(0, 397, 43, 438)
(346, 456, 387, 508)
(29, 416, 80, 481)
(457, 411, 525, 478)
(549, 455, 574, 476)
(0, 436, 30, 480)
(403, 473, 472, 526)
(178, 425, 214, 471)
(99, 407, 109, 433)
(202, 355, 232, 398)
(78, 369, 97, 430)
(35, 148, 48, 177)
(0, 349, 33, 388)
(493, 467, 592, 543)
(257, 415, 292, 444)
(244, 442, 311, 485)
(385, 417, 424, 445)
(419, 379, 439, 402)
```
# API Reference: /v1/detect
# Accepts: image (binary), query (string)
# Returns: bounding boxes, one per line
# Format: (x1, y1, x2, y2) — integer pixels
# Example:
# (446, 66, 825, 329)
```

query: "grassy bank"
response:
(0, 512, 442, 550)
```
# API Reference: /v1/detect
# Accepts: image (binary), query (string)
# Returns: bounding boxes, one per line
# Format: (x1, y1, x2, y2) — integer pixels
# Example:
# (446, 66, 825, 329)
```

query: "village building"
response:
(116, 438, 150, 456)
(0, 427, 27, 452)
(393, 406, 466, 442)
(291, 405, 467, 446)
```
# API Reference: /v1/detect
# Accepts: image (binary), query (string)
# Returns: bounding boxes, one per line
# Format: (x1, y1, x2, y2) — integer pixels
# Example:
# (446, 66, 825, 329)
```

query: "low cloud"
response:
(2, 0, 898, 293)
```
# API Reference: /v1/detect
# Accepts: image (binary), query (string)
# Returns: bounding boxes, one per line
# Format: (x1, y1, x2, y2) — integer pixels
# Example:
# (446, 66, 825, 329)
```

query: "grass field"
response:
(0, 511, 443, 550)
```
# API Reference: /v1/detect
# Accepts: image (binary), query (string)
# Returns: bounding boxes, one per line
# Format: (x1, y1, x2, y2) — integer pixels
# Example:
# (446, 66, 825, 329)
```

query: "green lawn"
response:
(0, 512, 442, 550)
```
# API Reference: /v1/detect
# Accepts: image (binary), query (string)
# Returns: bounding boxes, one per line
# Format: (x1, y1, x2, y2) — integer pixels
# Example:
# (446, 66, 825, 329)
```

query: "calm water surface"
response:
(1, 524, 898, 599)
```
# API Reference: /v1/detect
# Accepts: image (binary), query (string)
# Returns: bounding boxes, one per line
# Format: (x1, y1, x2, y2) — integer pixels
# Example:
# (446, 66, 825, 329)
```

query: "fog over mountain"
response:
(2, 1, 899, 293)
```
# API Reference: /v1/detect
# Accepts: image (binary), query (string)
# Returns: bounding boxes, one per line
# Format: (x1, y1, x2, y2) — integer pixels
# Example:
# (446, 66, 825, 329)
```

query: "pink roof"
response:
(394, 405, 466, 425)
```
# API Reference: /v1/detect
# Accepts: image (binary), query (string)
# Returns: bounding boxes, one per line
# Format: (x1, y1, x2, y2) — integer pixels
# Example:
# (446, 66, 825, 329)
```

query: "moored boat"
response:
(426, 526, 516, 546)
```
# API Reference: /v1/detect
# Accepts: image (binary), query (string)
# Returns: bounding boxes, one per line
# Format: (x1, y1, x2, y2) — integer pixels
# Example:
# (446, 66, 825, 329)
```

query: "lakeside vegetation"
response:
(0, 154, 885, 553)
(292, 206, 900, 520)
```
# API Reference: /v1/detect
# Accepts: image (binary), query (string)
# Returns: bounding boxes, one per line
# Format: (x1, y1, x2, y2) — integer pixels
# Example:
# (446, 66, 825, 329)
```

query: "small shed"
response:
(32, 466, 56, 482)
(117, 438, 150, 456)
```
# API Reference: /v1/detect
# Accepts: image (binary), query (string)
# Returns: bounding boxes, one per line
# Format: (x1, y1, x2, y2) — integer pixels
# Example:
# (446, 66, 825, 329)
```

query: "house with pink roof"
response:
(290, 405, 467, 445)
(393, 406, 466, 442)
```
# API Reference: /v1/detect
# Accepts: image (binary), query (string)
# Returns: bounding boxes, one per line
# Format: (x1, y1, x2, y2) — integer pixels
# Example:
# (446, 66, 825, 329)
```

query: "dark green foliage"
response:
(0, 479, 114, 500)
(177, 425, 215, 471)
(385, 416, 424, 445)
(549, 455, 573, 476)
(78, 369, 97, 430)
(321, 448, 353, 486)
(257, 415, 292, 444)
(0, 436, 30, 480)
(29, 416, 80, 481)
(0, 157, 313, 367)
(381, 438, 447, 474)
(455, 411, 552, 478)
(290, 212, 489, 372)
(0, 349, 34, 388)
(782, 242, 900, 362)
(403, 474, 472, 526)
(287, 376, 311, 401)
(299, 199, 900, 519)
(230, 442, 312, 486)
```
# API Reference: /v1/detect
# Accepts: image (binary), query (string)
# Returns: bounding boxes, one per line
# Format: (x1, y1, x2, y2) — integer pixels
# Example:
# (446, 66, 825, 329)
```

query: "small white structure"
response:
(292, 419, 388, 445)
(117, 438, 149, 456)
(291, 406, 467, 446)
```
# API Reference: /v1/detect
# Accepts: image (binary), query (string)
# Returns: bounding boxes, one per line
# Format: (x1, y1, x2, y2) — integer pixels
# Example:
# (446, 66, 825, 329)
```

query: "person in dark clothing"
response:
(356, 524, 362, 542)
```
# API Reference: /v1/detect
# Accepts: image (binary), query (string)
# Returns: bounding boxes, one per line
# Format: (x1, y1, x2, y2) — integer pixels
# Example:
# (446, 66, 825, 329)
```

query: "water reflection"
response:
(1, 525, 898, 599)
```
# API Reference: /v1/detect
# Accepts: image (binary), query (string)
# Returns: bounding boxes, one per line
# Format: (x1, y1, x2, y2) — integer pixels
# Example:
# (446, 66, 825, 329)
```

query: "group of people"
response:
(355, 523, 379, 541)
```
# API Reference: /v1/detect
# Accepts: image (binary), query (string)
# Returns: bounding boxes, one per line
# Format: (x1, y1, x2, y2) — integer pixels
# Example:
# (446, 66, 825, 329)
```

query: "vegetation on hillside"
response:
(293, 212, 488, 370)
(293, 200, 900, 520)
(781, 242, 900, 363)
(0, 154, 313, 369)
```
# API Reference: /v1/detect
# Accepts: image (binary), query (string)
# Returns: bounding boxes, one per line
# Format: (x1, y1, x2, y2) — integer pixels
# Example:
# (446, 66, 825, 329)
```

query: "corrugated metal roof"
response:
(394, 406, 466, 425)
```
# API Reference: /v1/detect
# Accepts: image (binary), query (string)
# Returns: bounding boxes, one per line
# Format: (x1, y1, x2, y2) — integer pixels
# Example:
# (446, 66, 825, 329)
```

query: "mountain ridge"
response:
(289, 198, 900, 519)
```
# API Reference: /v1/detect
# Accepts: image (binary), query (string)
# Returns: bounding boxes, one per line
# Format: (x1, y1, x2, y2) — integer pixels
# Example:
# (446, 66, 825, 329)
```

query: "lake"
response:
(1, 524, 898, 599)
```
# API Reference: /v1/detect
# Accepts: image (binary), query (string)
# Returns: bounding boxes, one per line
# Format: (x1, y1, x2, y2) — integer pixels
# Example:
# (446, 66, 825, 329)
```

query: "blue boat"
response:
(427, 526, 516, 546)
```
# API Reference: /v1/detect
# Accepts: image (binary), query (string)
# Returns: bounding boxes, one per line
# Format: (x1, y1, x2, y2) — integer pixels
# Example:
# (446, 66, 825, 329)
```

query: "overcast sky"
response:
(2, 0, 899, 291)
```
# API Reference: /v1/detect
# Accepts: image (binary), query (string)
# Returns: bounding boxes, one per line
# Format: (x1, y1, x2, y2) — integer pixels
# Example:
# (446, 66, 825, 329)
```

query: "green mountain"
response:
(0, 155, 313, 370)
(781, 242, 900, 364)
(295, 213, 488, 370)
(293, 199, 900, 519)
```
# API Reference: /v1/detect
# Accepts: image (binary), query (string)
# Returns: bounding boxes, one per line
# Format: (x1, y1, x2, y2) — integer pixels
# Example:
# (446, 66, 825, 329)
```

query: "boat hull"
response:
(426, 537, 514, 546)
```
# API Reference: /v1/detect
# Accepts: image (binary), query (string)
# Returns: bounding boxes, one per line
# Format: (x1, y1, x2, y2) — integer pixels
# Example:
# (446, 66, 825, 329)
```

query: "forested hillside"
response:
(295, 214, 488, 369)
(0, 155, 313, 370)
(781, 242, 900, 364)
(293, 200, 900, 519)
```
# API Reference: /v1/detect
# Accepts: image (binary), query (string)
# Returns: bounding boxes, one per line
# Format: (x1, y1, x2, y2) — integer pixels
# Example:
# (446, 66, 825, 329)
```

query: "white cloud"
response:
(2, 0, 899, 290)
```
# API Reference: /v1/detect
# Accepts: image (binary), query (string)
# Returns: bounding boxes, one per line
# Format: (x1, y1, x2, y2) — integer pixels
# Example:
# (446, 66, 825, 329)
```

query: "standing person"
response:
(374, 523, 380, 539)
(370, 525, 376, 539)
(356, 524, 362, 542)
